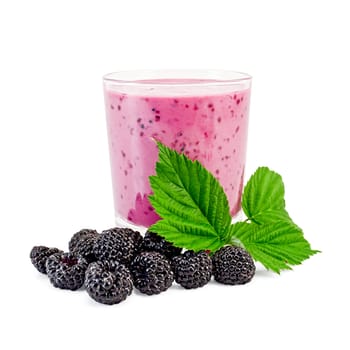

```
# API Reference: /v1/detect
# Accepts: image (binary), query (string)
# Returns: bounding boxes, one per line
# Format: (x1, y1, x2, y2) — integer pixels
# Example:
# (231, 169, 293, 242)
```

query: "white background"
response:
(1, 0, 349, 349)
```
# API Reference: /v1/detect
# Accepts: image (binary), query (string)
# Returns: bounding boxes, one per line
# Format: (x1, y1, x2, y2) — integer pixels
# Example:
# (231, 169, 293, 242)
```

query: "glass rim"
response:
(103, 69, 252, 87)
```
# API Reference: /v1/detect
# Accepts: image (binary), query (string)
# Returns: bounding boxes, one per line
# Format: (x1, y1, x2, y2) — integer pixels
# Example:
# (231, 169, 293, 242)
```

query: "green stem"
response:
(230, 236, 245, 248)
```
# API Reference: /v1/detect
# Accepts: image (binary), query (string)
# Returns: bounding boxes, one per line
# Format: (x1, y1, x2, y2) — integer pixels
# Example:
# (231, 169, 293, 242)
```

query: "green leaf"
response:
(242, 167, 291, 224)
(148, 141, 232, 252)
(231, 221, 320, 273)
(228, 221, 252, 244)
(149, 220, 224, 252)
(148, 142, 319, 274)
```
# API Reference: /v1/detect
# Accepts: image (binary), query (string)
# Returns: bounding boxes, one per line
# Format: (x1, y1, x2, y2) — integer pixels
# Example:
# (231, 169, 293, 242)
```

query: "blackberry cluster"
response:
(30, 227, 148, 305)
(30, 226, 256, 306)
(172, 250, 212, 289)
(130, 251, 174, 295)
(212, 246, 256, 285)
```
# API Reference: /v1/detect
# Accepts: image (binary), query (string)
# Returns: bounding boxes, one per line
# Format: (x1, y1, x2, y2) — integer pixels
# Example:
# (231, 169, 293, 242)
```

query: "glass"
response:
(103, 69, 252, 230)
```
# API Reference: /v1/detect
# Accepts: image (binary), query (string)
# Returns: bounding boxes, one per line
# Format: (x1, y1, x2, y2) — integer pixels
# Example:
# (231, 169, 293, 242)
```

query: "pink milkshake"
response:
(103, 70, 251, 228)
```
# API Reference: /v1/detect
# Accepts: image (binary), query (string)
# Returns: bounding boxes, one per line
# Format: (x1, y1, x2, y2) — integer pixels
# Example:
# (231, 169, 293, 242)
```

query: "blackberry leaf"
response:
(231, 221, 320, 273)
(149, 141, 232, 252)
(242, 167, 291, 224)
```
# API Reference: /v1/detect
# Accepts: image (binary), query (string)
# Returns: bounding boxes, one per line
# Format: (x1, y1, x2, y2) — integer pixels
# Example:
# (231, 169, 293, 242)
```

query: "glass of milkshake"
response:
(103, 70, 252, 230)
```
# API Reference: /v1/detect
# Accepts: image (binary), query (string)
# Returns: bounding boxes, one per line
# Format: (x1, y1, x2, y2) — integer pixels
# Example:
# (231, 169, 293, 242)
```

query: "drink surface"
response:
(104, 79, 250, 227)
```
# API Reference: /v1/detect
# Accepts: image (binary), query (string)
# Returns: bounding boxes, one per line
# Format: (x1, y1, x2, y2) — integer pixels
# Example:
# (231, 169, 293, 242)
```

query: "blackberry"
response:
(123, 228, 143, 254)
(46, 252, 88, 290)
(108, 227, 143, 254)
(69, 233, 99, 263)
(85, 260, 133, 305)
(68, 229, 98, 252)
(141, 231, 182, 259)
(30, 246, 63, 274)
(172, 250, 212, 289)
(93, 228, 135, 265)
(130, 251, 174, 295)
(212, 246, 255, 285)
